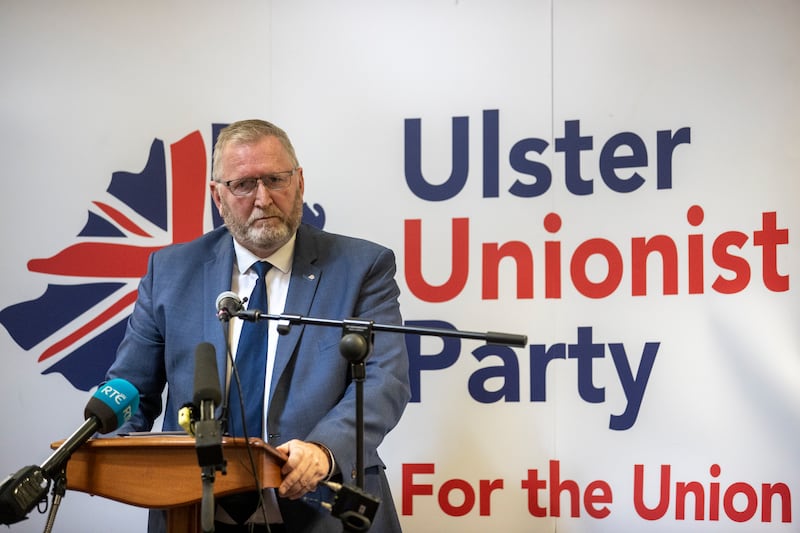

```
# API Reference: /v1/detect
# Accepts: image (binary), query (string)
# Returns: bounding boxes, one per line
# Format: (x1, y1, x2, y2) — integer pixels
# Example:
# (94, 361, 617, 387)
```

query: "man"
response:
(106, 119, 411, 532)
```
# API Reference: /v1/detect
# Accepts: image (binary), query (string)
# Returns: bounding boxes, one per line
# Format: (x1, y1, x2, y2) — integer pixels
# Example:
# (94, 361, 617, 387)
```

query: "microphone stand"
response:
(234, 309, 527, 531)
(42, 468, 66, 533)
(337, 319, 373, 491)
(194, 376, 226, 532)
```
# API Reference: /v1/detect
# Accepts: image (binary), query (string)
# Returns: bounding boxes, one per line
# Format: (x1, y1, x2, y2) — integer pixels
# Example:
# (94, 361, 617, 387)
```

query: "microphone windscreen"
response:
(84, 378, 140, 434)
(193, 342, 222, 405)
(216, 291, 242, 313)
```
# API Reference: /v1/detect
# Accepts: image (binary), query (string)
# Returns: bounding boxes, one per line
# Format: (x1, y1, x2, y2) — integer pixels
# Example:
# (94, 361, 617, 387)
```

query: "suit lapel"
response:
(202, 228, 236, 392)
(269, 227, 321, 400)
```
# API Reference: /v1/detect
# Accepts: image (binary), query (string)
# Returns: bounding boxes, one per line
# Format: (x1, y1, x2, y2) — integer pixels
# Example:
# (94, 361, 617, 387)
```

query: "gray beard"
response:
(220, 195, 303, 255)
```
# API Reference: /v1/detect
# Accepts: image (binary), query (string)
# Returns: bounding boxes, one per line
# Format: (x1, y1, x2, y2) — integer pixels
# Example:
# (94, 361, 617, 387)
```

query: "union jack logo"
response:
(0, 125, 325, 391)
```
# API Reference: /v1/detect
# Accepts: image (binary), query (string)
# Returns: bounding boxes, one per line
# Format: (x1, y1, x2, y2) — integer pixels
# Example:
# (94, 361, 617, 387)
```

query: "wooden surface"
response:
(51, 435, 286, 509)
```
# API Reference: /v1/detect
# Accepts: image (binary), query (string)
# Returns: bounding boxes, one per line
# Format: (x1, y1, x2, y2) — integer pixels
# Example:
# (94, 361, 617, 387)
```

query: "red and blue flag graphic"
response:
(0, 125, 325, 391)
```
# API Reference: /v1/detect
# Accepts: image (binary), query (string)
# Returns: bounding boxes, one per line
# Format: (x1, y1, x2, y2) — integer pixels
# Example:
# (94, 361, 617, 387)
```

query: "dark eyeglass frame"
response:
(218, 168, 297, 196)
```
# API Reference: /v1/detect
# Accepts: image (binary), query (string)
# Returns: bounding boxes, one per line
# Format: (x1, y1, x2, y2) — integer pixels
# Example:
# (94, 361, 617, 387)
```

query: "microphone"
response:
(192, 342, 224, 533)
(216, 291, 243, 321)
(216, 291, 264, 322)
(0, 378, 140, 525)
(192, 342, 224, 469)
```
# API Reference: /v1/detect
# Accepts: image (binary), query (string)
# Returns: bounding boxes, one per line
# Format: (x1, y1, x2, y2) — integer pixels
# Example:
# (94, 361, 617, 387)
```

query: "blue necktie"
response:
(228, 261, 271, 438)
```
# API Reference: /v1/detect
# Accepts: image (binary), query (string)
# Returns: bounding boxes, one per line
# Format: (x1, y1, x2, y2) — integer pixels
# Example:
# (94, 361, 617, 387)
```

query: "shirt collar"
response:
(232, 234, 296, 275)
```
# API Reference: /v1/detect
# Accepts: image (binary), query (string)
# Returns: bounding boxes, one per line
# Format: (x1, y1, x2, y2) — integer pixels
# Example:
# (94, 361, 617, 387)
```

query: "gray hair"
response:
(211, 119, 299, 181)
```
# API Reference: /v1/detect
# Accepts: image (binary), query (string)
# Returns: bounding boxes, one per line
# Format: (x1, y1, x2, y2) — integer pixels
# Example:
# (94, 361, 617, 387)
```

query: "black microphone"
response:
(0, 379, 140, 525)
(194, 342, 222, 406)
(193, 342, 224, 468)
(192, 342, 224, 533)
(216, 291, 243, 321)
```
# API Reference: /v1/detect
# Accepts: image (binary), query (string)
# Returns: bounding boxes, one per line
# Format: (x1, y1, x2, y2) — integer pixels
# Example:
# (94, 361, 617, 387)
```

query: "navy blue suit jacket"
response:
(107, 223, 410, 532)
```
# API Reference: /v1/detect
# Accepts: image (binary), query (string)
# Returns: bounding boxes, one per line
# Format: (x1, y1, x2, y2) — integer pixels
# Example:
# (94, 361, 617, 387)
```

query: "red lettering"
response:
(438, 478, 475, 517)
(404, 218, 469, 302)
(754, 211, 790, 291)
(402, 463, 504, 517)
(631, 235, 679, 296)
(521, 468, 548, 517)
(687, 205, 705, 294)
(403, 206, 790, 302)
(633, 464, 670, 520)
(584, 480, 613, 518)
(550, 459, 581, 517)
(521, 460, 613, 519)
(402, 463, 435, 515)
(709, 463, 721, 521)
(762, 483, 792, 522)
(711, 231, 750, 293)
(482, 241, 533, 299)
(676, 481, 705, 520)
(544, 213, 562, 299)
(570, 239, 623, 298)
(479, 479, 504, 516)
(635, 463, 793, 523)
(724, 482, 759, 522)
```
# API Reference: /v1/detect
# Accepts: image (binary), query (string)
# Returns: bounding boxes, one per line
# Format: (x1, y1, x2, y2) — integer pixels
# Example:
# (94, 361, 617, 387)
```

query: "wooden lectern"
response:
(51, 435, 286, 533)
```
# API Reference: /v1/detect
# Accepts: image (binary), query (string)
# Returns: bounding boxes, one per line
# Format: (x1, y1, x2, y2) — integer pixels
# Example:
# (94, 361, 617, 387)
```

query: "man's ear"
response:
(209, 181, 222, 210)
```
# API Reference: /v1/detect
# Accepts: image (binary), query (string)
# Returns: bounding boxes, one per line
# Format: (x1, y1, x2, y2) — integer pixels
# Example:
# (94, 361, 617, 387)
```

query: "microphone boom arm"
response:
(237, 311, 529, 347)
(228, 307, 527, 531)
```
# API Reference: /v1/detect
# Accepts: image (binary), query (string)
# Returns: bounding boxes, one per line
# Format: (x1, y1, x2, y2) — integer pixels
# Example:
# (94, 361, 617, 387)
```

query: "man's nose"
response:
(253, 179, 274, 204)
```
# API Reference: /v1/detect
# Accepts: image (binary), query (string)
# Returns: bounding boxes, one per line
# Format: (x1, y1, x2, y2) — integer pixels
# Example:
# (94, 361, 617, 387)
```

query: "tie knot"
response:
(251, 261, 272, 278)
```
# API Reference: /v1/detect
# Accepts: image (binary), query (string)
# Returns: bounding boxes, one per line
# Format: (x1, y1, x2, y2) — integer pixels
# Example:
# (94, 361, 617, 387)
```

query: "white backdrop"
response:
(1, 1, 798, 532)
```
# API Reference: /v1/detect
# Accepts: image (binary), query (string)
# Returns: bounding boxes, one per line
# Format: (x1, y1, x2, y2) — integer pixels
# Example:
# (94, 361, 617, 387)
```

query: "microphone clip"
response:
(0, 465, 49, 525)
(194, 417, 226, 473)
(321, 481, 380, 532)
(179, 403, 226, 473)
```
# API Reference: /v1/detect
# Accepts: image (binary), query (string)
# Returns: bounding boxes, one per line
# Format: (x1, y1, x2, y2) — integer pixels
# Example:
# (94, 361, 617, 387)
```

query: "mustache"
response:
(248, 207, 285, 223)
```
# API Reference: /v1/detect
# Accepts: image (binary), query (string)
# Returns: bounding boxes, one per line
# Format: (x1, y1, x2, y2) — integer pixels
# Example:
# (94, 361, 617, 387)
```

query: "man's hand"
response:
(275, 439, 331, 500)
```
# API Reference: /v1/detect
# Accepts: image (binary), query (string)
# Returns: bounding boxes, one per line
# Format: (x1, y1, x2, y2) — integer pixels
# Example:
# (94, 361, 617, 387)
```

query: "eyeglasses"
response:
(218, 168, 297, 197)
